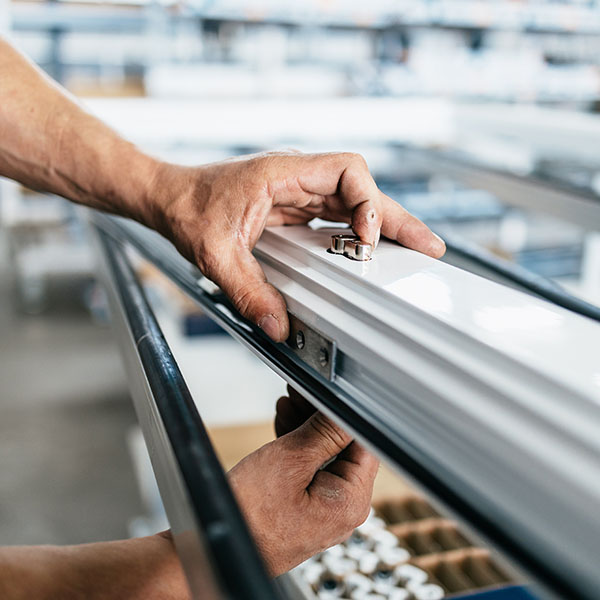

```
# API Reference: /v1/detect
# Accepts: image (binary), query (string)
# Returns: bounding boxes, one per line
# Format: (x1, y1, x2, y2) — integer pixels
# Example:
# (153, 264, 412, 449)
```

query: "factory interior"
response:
(1, 2, 599, 599)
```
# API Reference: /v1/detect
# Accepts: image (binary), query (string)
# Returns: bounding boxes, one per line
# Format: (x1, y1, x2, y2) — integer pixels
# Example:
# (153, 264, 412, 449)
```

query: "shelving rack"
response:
(10, 0, 600, 89)
(15, 0, 600, 35)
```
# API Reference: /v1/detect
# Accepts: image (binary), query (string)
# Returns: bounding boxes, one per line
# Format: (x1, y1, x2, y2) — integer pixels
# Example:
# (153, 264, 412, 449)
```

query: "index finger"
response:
(297, 153, 445, 255)
(379, 192, 446, 258)
(275, 391, 316, 437)
(296, 153, 382, 245)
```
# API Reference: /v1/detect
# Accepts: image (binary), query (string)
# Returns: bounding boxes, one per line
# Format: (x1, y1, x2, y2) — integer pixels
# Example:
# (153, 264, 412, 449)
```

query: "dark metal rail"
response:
(94, 226, 281, 600)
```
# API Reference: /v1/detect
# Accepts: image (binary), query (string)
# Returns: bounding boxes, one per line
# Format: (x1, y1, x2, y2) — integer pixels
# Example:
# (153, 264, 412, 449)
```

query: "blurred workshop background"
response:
(0, 0, 599, 589)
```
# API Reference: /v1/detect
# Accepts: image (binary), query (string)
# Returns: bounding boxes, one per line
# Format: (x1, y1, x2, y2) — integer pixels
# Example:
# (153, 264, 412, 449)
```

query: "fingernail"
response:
(374, 228, 381, 249)
(432, 232, 446, 255)
(259, 314, 281, 341)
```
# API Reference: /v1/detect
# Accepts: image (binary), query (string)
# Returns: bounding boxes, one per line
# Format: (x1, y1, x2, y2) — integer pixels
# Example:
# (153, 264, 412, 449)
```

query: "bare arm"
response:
(0, 394, 377, 598)
(0, 533, 190, 600)
(0, 38, 160, 227)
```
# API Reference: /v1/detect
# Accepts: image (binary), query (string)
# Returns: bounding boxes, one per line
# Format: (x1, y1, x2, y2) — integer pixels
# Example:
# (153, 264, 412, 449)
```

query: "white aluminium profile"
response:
(254, 225, 600, 600)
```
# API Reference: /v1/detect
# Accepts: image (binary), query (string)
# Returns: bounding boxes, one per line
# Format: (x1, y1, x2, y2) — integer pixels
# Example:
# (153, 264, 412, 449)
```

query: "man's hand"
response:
(152, 152, 446, 342)
(1, 39, 445, 343)
(0, 391, 375, 596)
(228, 385, 378, 576)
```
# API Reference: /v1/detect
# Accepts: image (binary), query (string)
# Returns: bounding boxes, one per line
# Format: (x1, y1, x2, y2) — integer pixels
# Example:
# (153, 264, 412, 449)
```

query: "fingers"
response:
(322, 441, 379, 488)
(292, 153, 380, 245)
(309, 444, 377, 531)
(294, 152, 445, 256)
(334, 154, 382, 246)
(200, 244, 289, 342)
(332, 156, 445, 255)
(309, 437, 378, 532)
(193, 150, 443, 348)
(274, 386, 316, 437)
(280, 388, 378, 492)
(284, 412, 353, 487)
(266, 206, 319, 227)
(379, 192, 446, 258)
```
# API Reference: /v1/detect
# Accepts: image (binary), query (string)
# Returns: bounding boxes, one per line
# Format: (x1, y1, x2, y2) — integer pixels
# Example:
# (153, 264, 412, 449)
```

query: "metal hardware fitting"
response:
(286, 314, 337, 380)
(330, 234, 373, 261)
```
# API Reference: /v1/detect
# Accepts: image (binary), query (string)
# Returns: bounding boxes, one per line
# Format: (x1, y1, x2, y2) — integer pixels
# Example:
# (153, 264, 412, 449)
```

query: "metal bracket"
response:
(330, 233, 373, 261)
(286, 314, 337, 380)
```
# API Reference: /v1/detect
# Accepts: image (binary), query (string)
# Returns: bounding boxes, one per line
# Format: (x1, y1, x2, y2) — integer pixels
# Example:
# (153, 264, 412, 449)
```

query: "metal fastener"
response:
(319, 347, 329, 367)
(286, 314, 337, 380)
(330, 234, 373, 262)
(343, 239, 372, 261)
(330, 233, 358, 254)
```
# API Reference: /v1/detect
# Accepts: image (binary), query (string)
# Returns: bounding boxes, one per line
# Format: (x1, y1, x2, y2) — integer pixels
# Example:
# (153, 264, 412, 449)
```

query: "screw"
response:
(296, 330, 305, 349)
(319, 347, 329, 367)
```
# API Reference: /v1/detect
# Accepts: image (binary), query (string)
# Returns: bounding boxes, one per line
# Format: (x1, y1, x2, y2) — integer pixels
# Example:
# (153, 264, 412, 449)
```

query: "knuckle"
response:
(278, 441, 318, 482)
(310, 414, 349, 454)
(229, 280, 263, 316)
(354, 203, 376, 224)
(353, 498, 372, 528)
(195, 246, 220, 280)
(345, 495, 371, 531)
(347, 152, 368, 169)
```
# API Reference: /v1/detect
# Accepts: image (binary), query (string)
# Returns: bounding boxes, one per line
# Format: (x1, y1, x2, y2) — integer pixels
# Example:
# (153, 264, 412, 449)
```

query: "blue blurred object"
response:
(457, 585, 538, 600)
(183, 312, 226, 337)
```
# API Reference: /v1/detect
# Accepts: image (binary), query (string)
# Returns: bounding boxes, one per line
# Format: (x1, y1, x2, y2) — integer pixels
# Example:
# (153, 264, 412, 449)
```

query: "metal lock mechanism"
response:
(330, 234, 372, 261)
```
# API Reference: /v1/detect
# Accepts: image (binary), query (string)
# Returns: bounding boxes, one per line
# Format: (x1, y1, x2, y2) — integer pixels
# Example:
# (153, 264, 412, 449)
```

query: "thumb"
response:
(203, 245, 289, 342)
(284, 412, 353, 485)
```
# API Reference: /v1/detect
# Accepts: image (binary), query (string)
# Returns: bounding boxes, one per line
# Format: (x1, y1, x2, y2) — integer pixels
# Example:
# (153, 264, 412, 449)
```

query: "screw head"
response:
(319, 347, 329, 367)
(295, 330, 305, 349)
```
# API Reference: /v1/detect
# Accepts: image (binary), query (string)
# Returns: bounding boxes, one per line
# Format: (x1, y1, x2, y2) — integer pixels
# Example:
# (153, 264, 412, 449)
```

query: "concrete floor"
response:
(0, 233, 143, 546)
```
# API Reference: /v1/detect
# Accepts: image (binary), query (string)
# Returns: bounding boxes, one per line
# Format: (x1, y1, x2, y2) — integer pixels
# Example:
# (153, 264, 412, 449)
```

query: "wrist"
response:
(138, 160, 199, 238)
(118, 151, 169, 231)
(139, 161, 214, 269)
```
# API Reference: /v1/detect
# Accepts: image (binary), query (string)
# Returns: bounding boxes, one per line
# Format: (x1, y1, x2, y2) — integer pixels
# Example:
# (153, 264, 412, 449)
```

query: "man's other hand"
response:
(152, 151, 445, 342)
(228, 385, 378, 576)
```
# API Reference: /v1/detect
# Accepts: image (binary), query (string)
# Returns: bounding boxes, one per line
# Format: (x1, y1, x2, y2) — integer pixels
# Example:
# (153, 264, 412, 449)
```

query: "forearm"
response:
(0, 38, 168, 228)
(0, 533, 190, 600)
